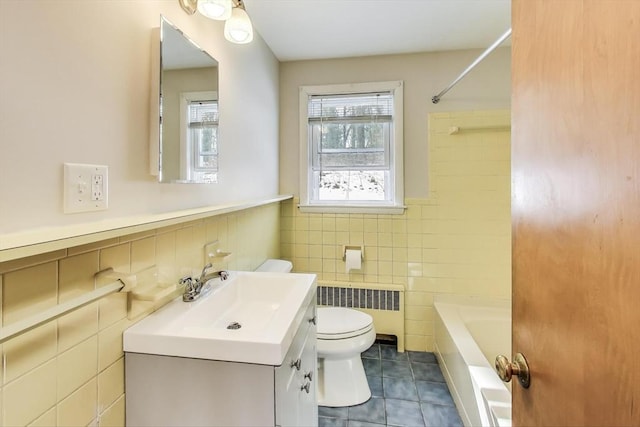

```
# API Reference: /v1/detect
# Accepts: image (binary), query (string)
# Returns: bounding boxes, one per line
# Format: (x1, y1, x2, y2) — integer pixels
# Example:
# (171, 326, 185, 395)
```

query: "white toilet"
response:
(316, 306, 376, 407)
(255, 259, 376, 408)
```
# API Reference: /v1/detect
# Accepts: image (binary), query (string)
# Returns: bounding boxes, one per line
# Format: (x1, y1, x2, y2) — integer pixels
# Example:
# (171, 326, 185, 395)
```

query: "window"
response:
(299, 81, 404, 213)
(180, 91, 218, 183)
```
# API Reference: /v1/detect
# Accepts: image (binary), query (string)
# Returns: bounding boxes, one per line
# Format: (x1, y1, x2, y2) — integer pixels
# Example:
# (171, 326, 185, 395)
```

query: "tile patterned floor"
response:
(318, 344, 463, 427)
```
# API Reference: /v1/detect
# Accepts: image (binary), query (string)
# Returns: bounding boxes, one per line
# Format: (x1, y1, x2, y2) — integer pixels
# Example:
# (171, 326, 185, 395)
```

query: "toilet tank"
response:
(255, 259, 293, 273)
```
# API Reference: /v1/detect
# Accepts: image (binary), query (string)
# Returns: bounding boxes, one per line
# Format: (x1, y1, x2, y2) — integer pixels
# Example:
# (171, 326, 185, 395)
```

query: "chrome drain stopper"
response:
(227, 322, 242, 330)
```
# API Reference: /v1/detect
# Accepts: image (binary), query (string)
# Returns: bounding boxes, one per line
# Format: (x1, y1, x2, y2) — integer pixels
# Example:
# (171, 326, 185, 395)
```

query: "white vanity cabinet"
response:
(275, 304, 318, 427)
(125, 299, 317, 427)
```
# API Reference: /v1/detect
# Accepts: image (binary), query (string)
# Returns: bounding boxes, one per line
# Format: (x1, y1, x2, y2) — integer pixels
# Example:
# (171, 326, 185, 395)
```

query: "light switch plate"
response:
(64, 163, 109, 213)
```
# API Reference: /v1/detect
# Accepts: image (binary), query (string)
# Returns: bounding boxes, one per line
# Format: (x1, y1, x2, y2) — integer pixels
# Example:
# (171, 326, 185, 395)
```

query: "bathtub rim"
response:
(434, 295, 512, 427)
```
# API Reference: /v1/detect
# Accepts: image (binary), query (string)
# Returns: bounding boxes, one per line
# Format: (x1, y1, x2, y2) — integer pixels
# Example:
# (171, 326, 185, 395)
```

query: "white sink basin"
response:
(123, 271, 317, 365)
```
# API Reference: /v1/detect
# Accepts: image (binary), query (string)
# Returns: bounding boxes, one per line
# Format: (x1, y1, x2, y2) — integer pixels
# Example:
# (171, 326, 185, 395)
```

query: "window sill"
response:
(298, 204, 406, 215)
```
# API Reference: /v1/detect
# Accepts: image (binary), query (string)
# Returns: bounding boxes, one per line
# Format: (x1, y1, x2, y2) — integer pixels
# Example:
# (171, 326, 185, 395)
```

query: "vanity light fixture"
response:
(223, 0, 254, 44)
(179, 0, 254, 45)
(197, 0, 232, 20)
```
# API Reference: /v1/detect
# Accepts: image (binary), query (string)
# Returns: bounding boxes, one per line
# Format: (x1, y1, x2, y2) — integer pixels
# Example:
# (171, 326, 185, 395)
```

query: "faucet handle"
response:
(197, 263, 213, 283)
(179, 276, 196, 292)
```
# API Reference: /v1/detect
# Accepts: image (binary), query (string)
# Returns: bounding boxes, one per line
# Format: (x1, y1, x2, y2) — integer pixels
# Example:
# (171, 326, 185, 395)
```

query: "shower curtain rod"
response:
(432, 28, 512, 104)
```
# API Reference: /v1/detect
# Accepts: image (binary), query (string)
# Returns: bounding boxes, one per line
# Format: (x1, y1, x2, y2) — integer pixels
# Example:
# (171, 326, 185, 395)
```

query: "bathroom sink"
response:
(123, 271, 317, 365)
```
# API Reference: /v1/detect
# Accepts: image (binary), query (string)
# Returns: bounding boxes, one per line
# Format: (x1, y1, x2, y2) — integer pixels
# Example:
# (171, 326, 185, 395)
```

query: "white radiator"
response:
(316, 281, 405, 352)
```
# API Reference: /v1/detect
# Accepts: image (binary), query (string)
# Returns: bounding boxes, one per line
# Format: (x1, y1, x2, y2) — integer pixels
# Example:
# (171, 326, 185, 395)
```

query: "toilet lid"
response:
(317, 307, 373, 339)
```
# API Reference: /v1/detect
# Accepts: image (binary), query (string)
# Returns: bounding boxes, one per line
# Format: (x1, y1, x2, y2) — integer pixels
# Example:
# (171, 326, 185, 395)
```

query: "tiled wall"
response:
(0, 204, 279, 427)
(281, 110, 511, 352)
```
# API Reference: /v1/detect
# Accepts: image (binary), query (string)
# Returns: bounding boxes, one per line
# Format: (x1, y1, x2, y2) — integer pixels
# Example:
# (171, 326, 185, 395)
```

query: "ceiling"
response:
(243, 0, 512, 61)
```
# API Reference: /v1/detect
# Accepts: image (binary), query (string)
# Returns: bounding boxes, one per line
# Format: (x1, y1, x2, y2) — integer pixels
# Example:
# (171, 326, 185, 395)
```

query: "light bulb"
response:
(223, 6, 254, 44)
(197, 0, 232, 20)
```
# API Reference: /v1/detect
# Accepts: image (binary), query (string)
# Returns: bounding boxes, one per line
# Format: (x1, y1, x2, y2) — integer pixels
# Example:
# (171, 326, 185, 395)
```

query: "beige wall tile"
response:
(98, 293, 127, 331)
(59, 251, 99, 301)
(175, 226, 200, 273)
(99, 243, 130, 274)
(98, 319, 128, 371)
(295, 216, 309, 231)
(67, 239, 119, 257)
(155, 230, 177, 282)
(57, 378, 97, 427)
(58, 303, 99, 352)
(131, 236, 156, 274)
(57, 336, 98, 400)
(321, 216, 335, 231)
(3, 359, 56, 426)
(3, 262, 57, 324)
(27, 405, 56, 426)
(98, 395, 125, 427)
(97, 357, 124, 411)
(118, 230, 155, 244)
(405, 305, 429, 321)
(0, 250, 66, 275)
(309, 217, 323, 231)
(205, 216, 221, 241)
(405, 335, 427, 352)
(406, 320, 431, 336)
(3, 323, 57, 383)
(215, 217, 228, 247)
(280, 200, 295, 217)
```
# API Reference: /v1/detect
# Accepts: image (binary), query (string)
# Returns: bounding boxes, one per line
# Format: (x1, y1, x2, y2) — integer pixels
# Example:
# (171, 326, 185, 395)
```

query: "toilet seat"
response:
(317, 307, 374, 340)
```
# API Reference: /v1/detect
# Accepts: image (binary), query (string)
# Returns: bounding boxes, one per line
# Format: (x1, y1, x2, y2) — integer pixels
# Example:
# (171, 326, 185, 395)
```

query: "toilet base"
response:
(317, 355, 371, 407)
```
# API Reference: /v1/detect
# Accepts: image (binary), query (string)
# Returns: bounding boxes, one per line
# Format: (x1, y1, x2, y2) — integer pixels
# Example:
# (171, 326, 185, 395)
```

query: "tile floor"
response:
(318, 343, 464, 427)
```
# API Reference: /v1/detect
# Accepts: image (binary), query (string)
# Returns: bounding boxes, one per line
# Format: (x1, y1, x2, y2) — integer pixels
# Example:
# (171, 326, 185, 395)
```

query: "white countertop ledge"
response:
(0, 195, 293, 263)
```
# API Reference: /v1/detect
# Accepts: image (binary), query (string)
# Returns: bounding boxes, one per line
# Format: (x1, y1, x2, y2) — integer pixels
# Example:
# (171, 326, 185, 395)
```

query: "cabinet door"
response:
(275, 364, 301, 427)
(275, 302, 318, 427)
(297, 325, 317, 427)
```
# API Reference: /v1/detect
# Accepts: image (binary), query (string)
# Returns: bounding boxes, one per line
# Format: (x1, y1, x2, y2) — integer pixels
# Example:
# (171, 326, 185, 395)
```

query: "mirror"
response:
(158, 16, 219, 183)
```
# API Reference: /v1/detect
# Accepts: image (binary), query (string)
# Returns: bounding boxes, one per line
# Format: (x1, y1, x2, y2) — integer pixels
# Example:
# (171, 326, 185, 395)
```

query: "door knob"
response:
(495, 353, 530, 388)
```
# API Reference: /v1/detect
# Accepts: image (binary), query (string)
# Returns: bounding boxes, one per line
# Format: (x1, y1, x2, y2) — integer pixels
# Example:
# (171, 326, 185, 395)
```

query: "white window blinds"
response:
(308, 92, 392, 171)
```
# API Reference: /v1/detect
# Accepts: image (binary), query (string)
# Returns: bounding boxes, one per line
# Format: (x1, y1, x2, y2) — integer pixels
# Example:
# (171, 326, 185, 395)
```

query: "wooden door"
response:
(511, 0, 640, 425)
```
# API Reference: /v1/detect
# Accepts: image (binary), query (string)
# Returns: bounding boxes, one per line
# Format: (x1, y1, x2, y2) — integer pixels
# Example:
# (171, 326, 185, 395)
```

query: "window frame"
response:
(179, 91, 219, 183)
(299, 81, 405, 214)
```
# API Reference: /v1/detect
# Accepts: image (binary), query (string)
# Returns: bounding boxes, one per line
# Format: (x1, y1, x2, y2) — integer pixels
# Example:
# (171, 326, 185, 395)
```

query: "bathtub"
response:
(434, 296, 512, 427)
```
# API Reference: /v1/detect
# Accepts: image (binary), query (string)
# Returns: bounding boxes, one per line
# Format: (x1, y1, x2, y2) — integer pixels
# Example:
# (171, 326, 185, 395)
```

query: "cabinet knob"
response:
(304, 371, 313, 381)
(300, 382, 311, 394)
(290, 358, 301, 371)
(308, 316, 317, 325)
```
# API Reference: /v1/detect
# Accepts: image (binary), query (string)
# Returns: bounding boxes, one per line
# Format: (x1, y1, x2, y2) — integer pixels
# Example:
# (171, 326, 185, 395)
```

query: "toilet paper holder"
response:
(342, 245, 364, 261)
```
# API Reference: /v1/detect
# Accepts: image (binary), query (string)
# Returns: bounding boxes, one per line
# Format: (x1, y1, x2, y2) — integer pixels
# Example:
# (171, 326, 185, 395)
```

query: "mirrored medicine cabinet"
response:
(152, 16, 220, 183)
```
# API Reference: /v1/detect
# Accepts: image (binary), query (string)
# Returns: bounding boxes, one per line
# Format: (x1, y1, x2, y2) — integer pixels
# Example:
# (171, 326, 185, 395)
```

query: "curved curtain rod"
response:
(432, 28, 512, 104)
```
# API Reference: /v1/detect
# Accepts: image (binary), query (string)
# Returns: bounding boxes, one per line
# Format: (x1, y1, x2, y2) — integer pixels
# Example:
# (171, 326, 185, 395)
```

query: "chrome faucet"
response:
(181, 263, 229, 302)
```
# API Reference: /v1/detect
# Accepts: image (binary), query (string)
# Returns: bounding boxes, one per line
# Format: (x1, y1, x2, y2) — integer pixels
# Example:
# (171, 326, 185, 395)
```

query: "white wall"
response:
(279, 48, 511, 197)
(0, 1, 280, 235)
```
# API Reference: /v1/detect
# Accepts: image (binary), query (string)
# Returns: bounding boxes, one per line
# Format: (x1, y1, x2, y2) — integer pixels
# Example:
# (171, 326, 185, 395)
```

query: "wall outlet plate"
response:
(64, 163, 109, 213)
